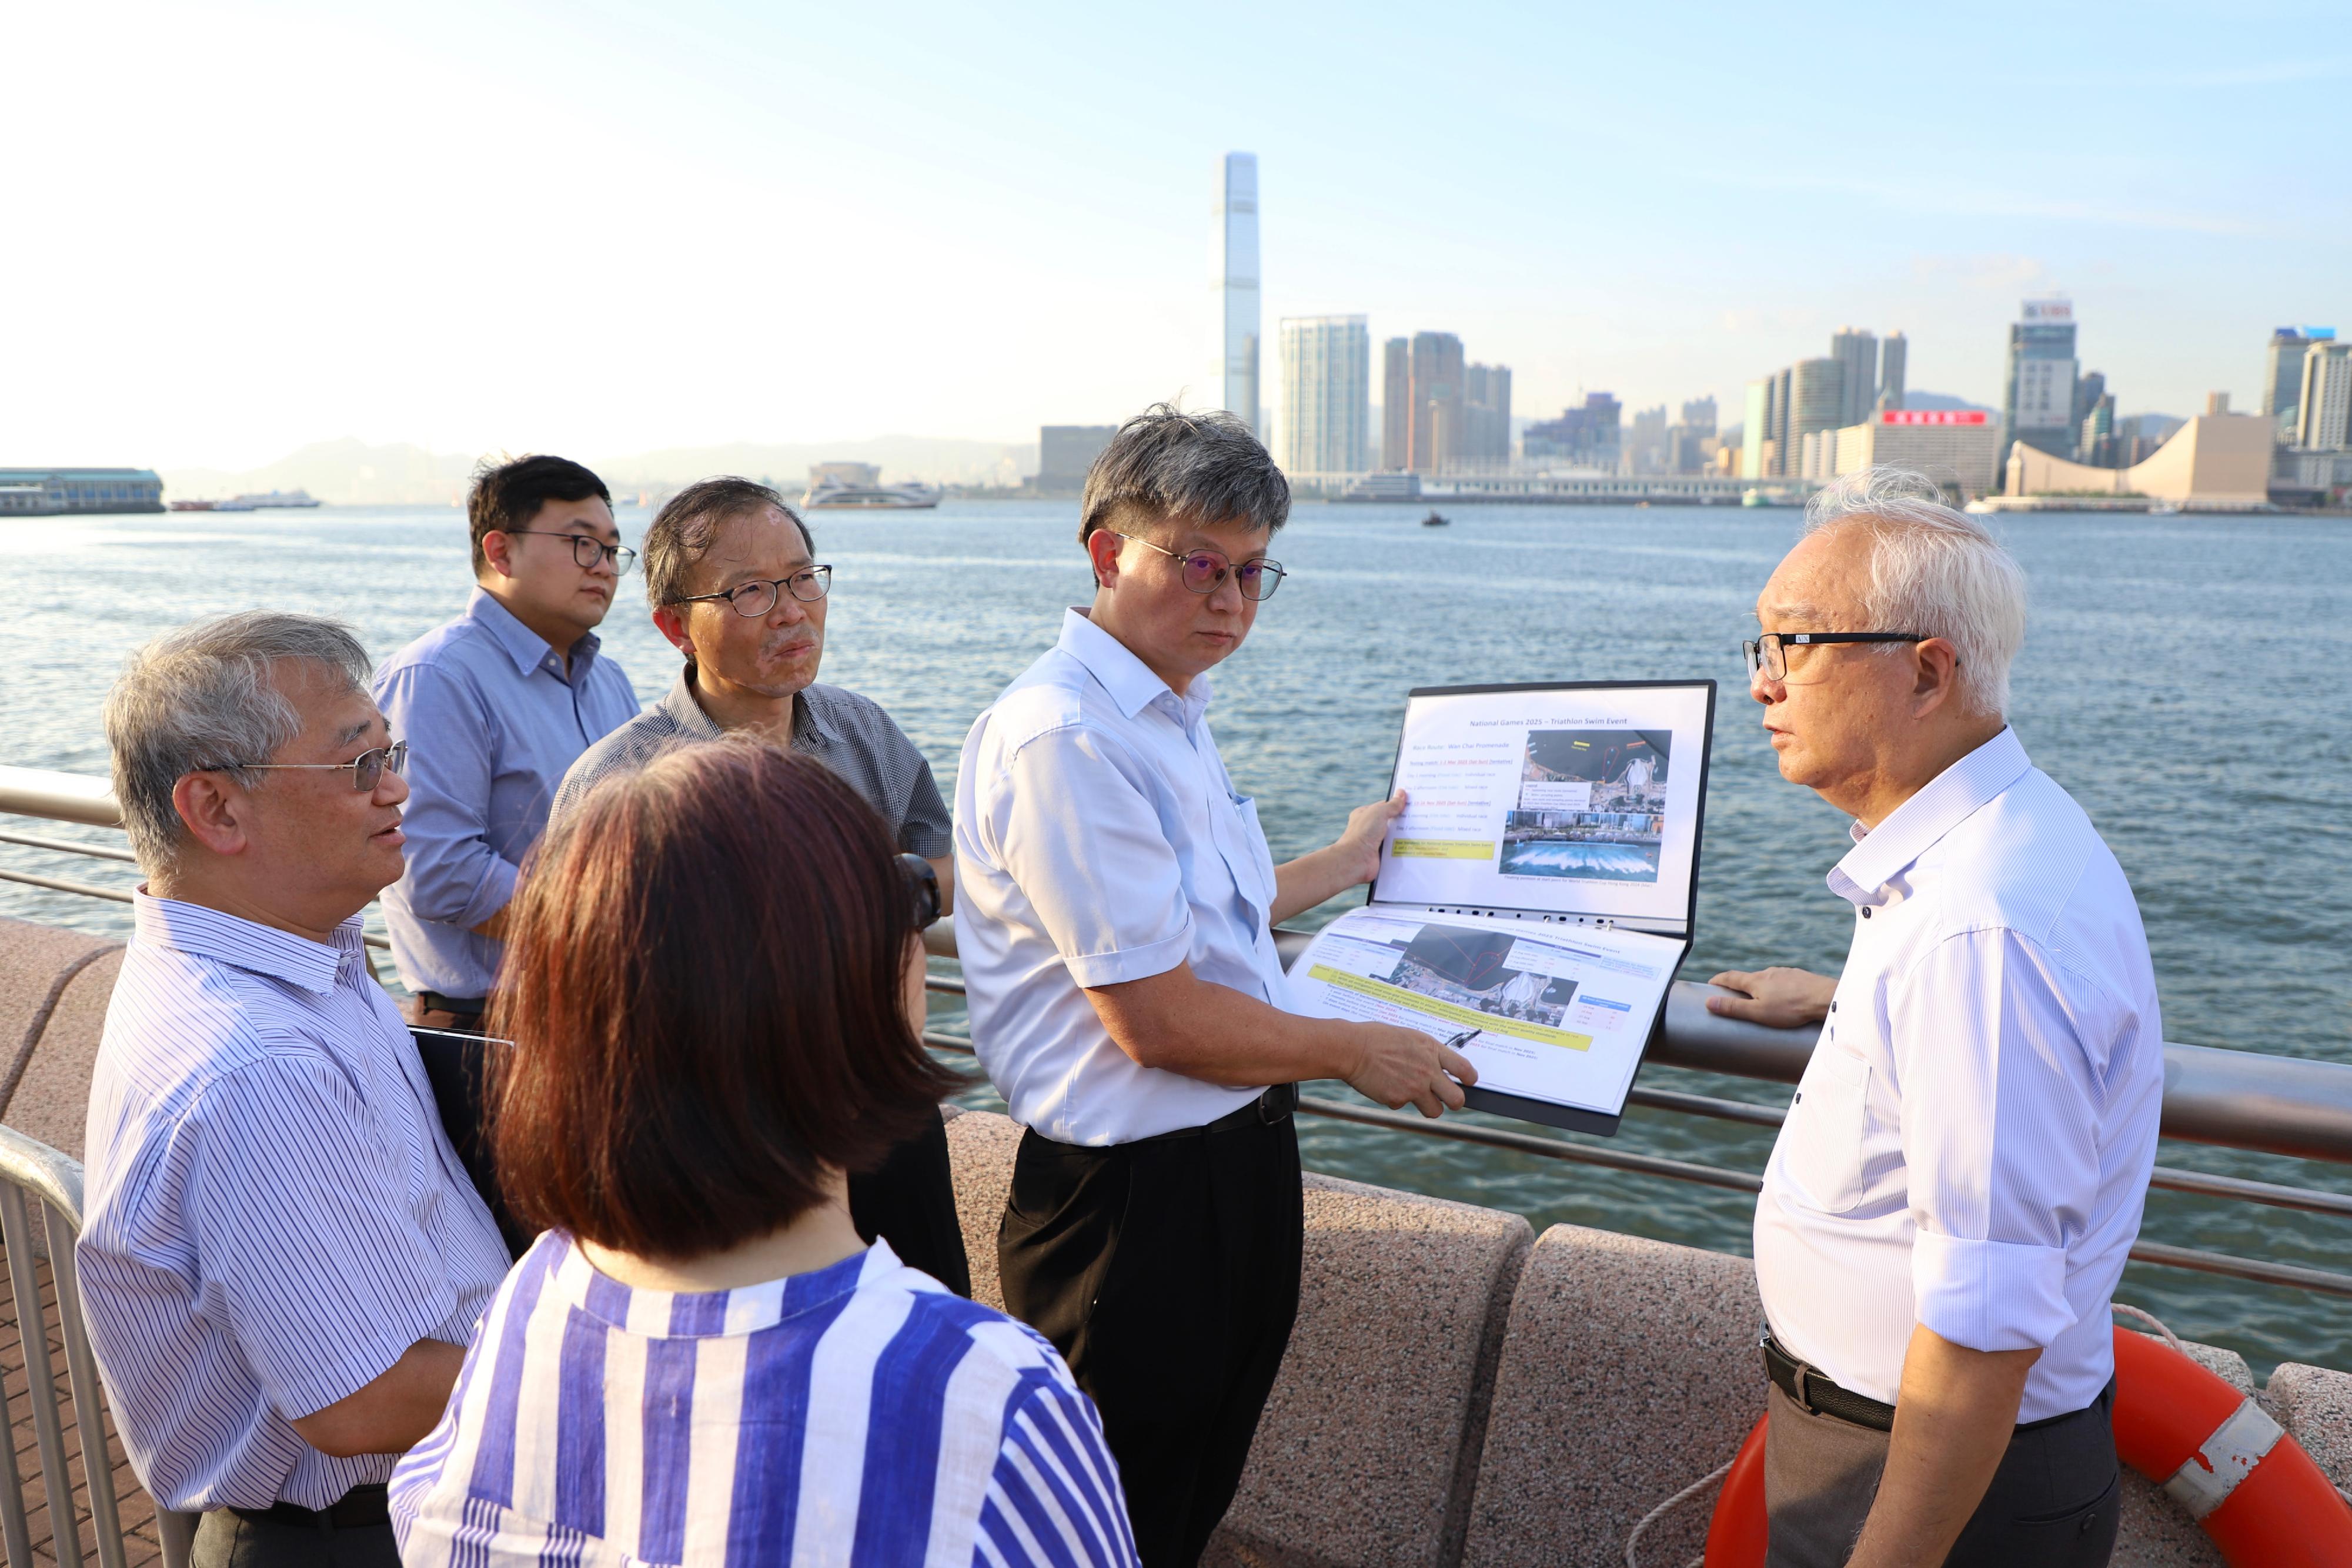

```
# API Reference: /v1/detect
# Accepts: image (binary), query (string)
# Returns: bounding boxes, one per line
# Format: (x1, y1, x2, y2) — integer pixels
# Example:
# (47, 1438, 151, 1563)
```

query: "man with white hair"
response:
(1712, 470, 2161, 1566)
(81, 612, 510, 1567)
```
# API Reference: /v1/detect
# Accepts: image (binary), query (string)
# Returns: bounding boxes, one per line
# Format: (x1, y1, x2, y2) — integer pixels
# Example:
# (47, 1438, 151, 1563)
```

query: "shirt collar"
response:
(1055, 607, 1214, 721)
(1828, 727, 2033, 906)
(466, 586, 601, 681)
(661, 667, 728, 741)
(131, 890, 364, 997)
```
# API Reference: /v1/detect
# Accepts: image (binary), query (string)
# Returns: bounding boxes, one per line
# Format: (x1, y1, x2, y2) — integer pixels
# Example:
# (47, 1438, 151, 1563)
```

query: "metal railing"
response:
(11, 761, 2352, 1306)
(0, 1124, 194, 1568)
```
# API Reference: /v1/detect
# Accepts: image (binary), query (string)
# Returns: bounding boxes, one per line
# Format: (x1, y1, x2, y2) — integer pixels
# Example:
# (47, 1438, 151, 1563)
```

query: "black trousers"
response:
(998, 1115, 1303, 1568)
(412, 1025, 968, 1295)
(1764, 1379, 2122, 1567)
(192, 1509, 396, 1567)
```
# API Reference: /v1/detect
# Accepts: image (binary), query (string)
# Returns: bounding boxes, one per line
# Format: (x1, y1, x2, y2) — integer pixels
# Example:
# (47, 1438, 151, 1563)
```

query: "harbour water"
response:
(3, 500, 2347, 1373)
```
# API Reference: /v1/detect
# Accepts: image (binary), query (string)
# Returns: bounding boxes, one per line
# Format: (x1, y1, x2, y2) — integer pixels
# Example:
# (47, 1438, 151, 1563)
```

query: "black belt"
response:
(417, 991, 486, 1019)
(1762, 1329, 1897, 1432)
(227, 1483, 390, 1531)
(1135, 1083, 1298, 1142)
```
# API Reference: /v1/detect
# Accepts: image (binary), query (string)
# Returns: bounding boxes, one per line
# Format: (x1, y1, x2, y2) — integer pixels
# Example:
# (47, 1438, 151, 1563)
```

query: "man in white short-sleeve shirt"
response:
(956, 406, 1477, 1567)
(1711, 469, 2162, 1568)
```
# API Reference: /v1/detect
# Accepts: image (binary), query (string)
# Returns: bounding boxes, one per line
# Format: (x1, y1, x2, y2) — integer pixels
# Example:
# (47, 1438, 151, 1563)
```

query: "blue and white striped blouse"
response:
(390, 1233, 1140, 1567)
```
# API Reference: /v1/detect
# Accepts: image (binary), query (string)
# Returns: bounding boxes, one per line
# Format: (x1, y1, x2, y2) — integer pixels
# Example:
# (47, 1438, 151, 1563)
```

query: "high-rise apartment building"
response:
(1381, 339, 1411, 470)
(2298, 342, 2352, 450)
(2003, 297, 2080, 466)
(1878, 333, 1907, 411)
(1789, 357, 1846, 474)
(1680, 397, 1718, 436)
(1768, 366, 1793, 475)
(1277, 316, 1371, 475)
(2267, 327, 2337, 440)
(1407, 332, 1466, 472)
(1211, 153, 1260, 430)
(1742, 380, 1770, 479)
(1523, 394, 1622, 470)
(1830, 329, 1878, 428)
(1464, 363, 1513, 466)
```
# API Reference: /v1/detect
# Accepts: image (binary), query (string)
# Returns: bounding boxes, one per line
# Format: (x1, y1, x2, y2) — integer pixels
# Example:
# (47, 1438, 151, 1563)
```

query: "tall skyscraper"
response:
(1407, 331, 1466, 472)
(2298, 342, 2352, 450)
(1789, 357, 1846, 472)
(1830, 329, 1878, 427)
(1211, 153, 1260, 429)
(1522, 394, 1622, 469)
(1768, 366, 1793, 475)
(2267, 327, 2336, 440)
(2002, 297, 2080, 466)
(1742, 381, 1770, 479)
(1878, 333, 1907, 411)
(1464, 363, 1513, 466)
(1381, 340, 1411, 470)
(1680, 397, 1718, 436)
(1278, 315, 1371, 474)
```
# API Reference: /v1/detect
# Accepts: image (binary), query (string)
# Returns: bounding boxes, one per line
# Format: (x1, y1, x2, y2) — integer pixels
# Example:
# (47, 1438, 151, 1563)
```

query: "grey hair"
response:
(642, 476, 814, 611)
(1802, 467, 2027, 718)
(1079, 403, 1289, 548)
(102, 611, 375, 872)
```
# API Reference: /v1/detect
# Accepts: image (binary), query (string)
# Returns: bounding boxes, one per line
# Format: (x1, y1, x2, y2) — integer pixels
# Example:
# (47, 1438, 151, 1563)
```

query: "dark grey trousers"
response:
(1762, 1380, 2123, 1567)
(191, 1509, 399, 1567)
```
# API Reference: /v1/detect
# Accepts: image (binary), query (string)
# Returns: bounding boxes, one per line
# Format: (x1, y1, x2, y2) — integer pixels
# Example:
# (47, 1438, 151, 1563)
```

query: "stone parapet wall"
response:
(4, 914, 2348, 1564)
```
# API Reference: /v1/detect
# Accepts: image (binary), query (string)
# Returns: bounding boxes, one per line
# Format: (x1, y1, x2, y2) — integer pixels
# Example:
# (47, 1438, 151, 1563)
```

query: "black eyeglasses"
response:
(1107, 532, 1286, 600)
(674, 567, 833, 617)
(1743, 632, 1926, 682)
(505, 530, 637, 570)
(219, 741, 408, 791)
(897, 852, 943, 930)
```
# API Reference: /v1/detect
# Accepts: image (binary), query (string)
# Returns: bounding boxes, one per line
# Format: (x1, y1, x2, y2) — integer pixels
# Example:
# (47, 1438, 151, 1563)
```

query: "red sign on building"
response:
(1880, 409, 1989, 426)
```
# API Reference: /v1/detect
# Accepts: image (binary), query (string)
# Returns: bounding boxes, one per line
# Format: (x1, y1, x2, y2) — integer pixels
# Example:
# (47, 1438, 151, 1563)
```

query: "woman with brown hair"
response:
(389, 738, 1137, 1566)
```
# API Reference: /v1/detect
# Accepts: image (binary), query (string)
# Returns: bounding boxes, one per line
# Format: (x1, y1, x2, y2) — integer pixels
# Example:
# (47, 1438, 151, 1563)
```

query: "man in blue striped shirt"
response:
(82, 613, 513, 1567)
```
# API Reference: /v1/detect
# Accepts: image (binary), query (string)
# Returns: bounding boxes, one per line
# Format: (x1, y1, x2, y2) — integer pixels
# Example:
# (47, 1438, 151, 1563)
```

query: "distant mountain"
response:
(164, 439, 482, 506)
(1899, 390, 1996, 414)
(163, 433, 1043, 508)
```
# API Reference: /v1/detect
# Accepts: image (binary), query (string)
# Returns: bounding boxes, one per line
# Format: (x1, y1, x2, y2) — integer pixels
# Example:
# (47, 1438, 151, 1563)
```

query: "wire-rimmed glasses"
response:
(1742, 631, 1926, 681)
(1107, 532, 1286, 601)
(504, 530, 637, 570)
(674, 566, 834, 617)
(220, 741, 409, 791)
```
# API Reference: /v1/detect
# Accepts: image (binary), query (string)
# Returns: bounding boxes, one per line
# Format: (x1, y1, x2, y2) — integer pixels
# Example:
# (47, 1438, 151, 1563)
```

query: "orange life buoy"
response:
(1700, 1328, 2352, 1566)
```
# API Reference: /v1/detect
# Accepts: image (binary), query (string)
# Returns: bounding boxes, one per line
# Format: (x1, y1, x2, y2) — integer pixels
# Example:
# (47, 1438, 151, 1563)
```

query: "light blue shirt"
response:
(954, 609, 1284, 1144)
(391, 1234, 1139, 1567)
(79, 894, 512, 1511)
(372, 589, 639, 999)
(1753, 727, 2166, 1423)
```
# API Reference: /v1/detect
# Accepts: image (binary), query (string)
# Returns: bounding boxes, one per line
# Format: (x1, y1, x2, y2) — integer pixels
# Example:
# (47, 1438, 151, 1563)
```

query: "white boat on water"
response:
(799, 463, 940, 511)
(213, 489, 322, 511)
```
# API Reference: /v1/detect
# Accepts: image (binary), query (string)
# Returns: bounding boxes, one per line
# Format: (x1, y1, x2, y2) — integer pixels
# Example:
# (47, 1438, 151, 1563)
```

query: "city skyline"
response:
(5, 1, 2344, 473)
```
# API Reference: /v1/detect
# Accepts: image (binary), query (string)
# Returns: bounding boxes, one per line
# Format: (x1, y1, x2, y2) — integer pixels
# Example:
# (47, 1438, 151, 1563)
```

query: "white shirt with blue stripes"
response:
(78, 893, 512, 1511)
(390, 1232, 1141, 1567)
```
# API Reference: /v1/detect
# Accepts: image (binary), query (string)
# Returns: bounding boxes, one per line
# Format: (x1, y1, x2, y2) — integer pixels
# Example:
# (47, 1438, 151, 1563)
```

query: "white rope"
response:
(1625, 1457, 1735, 1568)
(2112, 1300, 2183, 1352)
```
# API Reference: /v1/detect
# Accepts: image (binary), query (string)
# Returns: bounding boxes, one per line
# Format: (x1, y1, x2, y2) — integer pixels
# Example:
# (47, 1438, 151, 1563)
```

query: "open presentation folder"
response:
(1284, 680, 1716, 1135)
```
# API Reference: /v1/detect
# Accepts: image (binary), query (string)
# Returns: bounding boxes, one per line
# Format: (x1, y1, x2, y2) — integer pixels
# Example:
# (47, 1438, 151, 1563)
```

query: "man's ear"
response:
(171, 772, 252, 858)
(480, 529, 516, 581)
(1910, 637, 1964, 714)
(650, 604, 695, 658)
(1085, 529, 1121, 590)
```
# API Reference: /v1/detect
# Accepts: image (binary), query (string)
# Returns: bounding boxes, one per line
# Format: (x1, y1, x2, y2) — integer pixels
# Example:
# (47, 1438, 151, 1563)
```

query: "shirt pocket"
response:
(1218, 793, 1279, 925)
(1783, 1048, 1872, 1215)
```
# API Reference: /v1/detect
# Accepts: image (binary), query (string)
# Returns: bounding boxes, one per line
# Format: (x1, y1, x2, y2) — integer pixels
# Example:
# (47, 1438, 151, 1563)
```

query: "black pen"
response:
(1442, 1028, 1480, 1049)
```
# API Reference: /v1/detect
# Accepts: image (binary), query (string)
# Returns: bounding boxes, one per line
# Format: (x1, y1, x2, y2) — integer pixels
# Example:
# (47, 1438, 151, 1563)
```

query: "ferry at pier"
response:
(800, 463, 941, 510)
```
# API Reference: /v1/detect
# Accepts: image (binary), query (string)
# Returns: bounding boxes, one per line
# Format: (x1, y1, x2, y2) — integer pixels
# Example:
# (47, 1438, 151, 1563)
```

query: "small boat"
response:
(800, 463, 941, 511)
(167, 500, 217, 512)
(1421, 510, 1450, 527)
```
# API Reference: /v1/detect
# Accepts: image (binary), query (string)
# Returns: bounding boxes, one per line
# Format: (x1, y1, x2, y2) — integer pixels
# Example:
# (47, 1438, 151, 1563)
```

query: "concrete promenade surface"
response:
(0, 913, 2347, 1565)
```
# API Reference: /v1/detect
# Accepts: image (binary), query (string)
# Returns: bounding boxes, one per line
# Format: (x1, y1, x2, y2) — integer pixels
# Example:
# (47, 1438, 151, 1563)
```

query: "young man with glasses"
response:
(955, 406, 1478, 1567)
(371, 454, 640, 1034)
(549, 474, 970, 1295)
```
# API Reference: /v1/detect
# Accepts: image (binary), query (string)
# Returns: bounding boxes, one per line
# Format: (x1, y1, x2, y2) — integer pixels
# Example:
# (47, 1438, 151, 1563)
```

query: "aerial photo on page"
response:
(1498, 728, 1670, 883)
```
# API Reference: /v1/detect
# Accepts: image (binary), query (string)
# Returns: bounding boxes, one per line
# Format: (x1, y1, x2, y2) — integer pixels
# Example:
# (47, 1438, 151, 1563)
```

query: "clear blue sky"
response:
(8, 0, 2342, 469)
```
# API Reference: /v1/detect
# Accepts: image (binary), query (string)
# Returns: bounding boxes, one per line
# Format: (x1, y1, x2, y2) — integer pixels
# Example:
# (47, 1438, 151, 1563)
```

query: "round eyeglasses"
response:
(674, 566, 834, 617)
(1106, 531, 1286, 600)
(1742, 631, 1926, 682)
(503, 530, 637, 570)
(219, 740, 409, 791)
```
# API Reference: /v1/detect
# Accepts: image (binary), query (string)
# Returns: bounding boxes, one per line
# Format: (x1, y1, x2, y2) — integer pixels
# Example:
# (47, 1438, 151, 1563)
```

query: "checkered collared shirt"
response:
(548, 667, 953, 856)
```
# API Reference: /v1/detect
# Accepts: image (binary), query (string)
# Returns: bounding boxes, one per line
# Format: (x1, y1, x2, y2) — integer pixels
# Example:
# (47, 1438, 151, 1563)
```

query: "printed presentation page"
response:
(1284, 907, 1683, 1116)
(1374, 684, 1710, 926)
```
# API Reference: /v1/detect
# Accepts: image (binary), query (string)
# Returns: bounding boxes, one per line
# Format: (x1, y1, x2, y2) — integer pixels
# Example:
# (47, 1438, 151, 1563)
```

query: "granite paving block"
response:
(1209, 1173, 1531, 1568)
(941, 1109, 1023, 1312)
(2266, 1361, 2352, 1493)
(8, 950, 123, 1160)
(0, 917, 120, 1120)
(1461, 1223, 1768, 1568)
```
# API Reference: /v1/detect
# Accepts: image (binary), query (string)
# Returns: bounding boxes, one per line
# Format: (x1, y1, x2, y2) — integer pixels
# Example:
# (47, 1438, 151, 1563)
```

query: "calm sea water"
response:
(4, 500, 2348, 1374)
